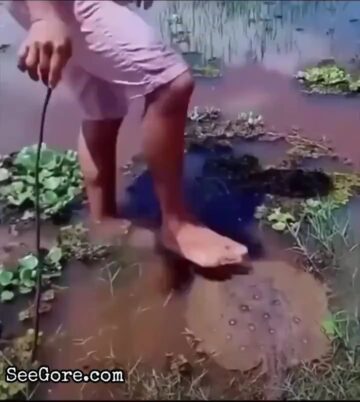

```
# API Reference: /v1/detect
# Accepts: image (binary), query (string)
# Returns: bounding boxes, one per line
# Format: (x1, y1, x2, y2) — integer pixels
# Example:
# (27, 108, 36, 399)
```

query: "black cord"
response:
(31, 87, 52, 362)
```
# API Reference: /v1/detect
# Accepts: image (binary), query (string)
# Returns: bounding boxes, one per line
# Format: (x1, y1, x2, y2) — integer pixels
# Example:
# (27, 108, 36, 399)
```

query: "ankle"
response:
(162, 209, 196, 229)
(88, 197, 116, 218)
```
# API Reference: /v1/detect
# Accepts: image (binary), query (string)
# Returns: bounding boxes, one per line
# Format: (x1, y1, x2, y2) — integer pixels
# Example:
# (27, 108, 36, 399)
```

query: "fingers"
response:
(48, 51, 64, 89)
(18, 42, 40, 81)
(17, 43, 29, 72)
(38, 42, 52, 86)
(17, 41, 71, 89)
(48, 42, 72, 89)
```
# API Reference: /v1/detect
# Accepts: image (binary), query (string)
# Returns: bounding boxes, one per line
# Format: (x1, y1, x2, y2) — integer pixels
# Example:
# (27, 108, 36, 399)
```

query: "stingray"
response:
(185, 260, 331, 398)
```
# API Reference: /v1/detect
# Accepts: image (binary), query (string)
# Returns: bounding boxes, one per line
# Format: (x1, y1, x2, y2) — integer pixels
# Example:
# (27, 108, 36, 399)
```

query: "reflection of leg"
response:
(143, 72, 248, 268)
(78, 119, 122, 221)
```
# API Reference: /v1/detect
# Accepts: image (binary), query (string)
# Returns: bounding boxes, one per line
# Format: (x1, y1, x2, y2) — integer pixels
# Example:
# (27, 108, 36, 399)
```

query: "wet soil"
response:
(2, 0, 360, 400)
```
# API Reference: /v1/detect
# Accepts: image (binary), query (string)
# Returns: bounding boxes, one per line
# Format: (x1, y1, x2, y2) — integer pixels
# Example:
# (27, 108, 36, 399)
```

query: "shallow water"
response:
(1, 0, 360, 399)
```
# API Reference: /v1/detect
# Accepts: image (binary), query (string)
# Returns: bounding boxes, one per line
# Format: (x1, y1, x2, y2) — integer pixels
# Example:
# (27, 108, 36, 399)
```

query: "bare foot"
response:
(161, 220, 248, 268)
(88, 217, 132, 243)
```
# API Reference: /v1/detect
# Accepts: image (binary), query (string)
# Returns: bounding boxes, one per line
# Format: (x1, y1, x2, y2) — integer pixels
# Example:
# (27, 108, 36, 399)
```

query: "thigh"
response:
(63, 63, 129, 120)
(70, 0, 189, 97)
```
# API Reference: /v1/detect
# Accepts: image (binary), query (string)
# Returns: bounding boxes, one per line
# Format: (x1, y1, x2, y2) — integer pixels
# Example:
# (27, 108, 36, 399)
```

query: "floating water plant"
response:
(57, 223, 110, 262)
(296, 62, 360, 95)
(192, 63, 222, 78)
(0, 246, 63, 303)
(0, 144, 83, 220)
(266, 207, 296, 232)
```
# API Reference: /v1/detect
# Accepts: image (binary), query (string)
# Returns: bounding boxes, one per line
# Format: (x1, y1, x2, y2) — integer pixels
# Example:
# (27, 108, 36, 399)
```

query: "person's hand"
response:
(17, 19, 72, 89)
(135, 0, 154, 10)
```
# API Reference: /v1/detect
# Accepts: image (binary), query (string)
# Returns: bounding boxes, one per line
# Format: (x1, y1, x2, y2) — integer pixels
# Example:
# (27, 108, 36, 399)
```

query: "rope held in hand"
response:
(31, 87, 53, 362)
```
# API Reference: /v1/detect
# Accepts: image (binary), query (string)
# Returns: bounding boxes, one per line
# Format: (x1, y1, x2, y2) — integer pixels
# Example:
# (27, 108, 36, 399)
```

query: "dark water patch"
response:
(120, 144, 332, 253)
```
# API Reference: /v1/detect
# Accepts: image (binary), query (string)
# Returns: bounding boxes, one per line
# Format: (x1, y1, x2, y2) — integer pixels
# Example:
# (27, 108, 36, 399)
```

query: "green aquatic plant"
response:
(192, 64, 221, 78)
(57, 223, 110, 262)
(0, 144, 84, 220)
(258, 171, 360, 231)
(0, 246, 63, 303)
(296, 63, 360, 95)
(265, 206, 296, 232)
(320, 310, 358, 347)
(329, 172, 360, 206)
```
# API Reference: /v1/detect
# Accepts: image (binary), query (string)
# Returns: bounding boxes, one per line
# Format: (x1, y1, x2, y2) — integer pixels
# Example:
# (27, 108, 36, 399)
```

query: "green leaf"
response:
(19, 286, 33, 294)
(14, 149, 37, 170)
(10, 181, 25, 193)
(24, 175, 35, 184)
(271, 221, 287, 232)
(321, 317, 337, 338)
(19, 254, 39, 270)
(47, 246, 63, 264)
(19, 268, 36, 289)
(39, 169, 52, 182)
(39, 149, 58, 169)
(0, 269, 14, 287)
(7, 192, 30, 206)
(43, 176, 62, 190)
(0, 167, 10, 182)
(1, 290, 15, 302)
(42, 190, 58, 206)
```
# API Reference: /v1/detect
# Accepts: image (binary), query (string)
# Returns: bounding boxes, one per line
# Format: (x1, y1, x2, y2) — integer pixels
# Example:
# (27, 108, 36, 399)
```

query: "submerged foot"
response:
(161, 219, 248, 268)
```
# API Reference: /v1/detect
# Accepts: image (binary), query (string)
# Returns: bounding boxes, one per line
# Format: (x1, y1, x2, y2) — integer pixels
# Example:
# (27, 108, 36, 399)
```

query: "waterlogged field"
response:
(1, 1, 360, 400)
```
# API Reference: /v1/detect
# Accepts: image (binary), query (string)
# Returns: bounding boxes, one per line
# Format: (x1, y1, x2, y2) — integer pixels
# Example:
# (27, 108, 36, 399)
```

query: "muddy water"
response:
(1, 1, 360, 164)
(1, 0, 360, 399)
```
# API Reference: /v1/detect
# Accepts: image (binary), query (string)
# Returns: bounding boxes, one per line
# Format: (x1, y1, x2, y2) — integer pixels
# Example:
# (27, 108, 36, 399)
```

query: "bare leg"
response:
(78, 119, 128, 234)
(142, 72, 248, 268)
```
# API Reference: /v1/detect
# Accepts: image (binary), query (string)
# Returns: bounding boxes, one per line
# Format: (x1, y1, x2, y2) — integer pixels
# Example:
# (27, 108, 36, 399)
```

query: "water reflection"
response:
(139, 0, 360, 75)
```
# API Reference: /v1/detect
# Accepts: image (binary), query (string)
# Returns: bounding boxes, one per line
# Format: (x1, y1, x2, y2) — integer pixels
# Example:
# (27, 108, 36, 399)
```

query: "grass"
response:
(283, 311, 360, 400)
(277, 196, 360, 399)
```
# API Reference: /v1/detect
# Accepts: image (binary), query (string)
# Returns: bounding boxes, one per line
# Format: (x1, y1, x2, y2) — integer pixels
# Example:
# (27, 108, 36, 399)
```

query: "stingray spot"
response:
(253, 293, 261, 300)
(229, 319, 237, 326)
(269, 328, 275, 334)
(302, 338, 308, 344)
(293, 316, 301, 324)
(220, 314, 224, 318)
(240, 304, 250, 312)
(271, 299, 281, 306)
(240, 346, 246, 351)
(248, 323, 256, 331)
(263, 313, 270, 319)
(226, 334, 232, 340)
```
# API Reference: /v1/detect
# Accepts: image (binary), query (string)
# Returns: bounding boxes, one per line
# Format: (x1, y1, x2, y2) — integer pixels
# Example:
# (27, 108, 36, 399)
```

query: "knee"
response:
(150, 71, 195, 114)
(169, 71, 195, 101)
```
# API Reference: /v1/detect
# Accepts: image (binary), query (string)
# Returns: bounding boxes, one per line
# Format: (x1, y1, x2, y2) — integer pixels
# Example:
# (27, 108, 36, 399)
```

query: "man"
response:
(8, 0, 248, 268)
